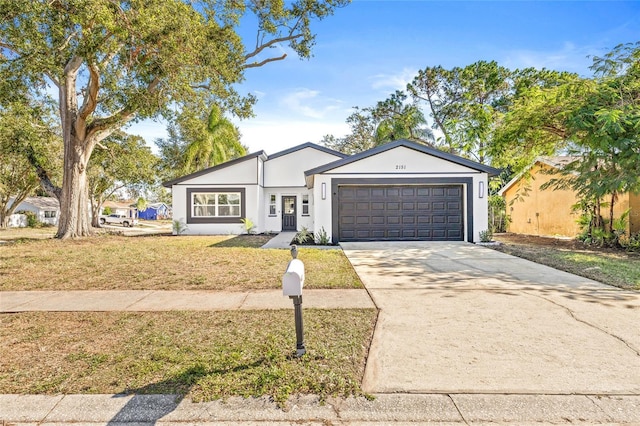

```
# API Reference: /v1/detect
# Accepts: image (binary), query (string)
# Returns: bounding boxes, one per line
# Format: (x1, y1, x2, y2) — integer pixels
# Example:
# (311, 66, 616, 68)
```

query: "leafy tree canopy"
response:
(0, 0, 348, 238)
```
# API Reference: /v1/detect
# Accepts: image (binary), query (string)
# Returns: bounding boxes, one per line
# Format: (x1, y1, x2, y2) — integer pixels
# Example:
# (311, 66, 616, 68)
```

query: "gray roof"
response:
(266, 142, 348, 161)
(304, 139, 501, 177)
(19, 197, 60, 210)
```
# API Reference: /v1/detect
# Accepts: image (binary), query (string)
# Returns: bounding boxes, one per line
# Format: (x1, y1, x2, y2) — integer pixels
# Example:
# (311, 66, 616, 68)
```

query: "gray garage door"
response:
(337, 185, 464, 241)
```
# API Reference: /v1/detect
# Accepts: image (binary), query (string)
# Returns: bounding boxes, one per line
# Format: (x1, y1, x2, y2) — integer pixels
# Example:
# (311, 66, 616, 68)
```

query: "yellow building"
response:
(499, 157, 640, 238)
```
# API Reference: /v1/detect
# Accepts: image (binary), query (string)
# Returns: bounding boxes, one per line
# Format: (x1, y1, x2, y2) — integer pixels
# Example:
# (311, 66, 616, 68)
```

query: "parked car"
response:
(99, 214, 138, 227)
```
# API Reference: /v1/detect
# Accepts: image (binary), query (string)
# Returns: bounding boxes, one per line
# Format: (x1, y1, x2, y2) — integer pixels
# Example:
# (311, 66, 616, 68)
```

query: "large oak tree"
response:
(0, 0, 347, 238)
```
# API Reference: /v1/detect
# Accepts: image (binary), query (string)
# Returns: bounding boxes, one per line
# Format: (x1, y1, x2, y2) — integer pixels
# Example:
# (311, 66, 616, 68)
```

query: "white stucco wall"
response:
(171, 184, 261, 235)
(329, 146, 475, 175)
(180, 157, 260, 186)
(264, 148, 343, 187)
(263, 187, 314, 233)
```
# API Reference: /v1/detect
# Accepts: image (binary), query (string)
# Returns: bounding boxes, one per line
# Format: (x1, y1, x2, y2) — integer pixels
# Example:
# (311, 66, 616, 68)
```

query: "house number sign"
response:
(395, 164, 407, 170)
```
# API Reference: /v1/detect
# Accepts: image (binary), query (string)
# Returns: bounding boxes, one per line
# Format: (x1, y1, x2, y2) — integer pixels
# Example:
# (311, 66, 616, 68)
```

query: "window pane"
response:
(227, 193, 240, 205)
(270, 194, 276, 203)
(218, 194, 228, 205)
(195, 205, 216, 217)
(303, 205, 309, 215)
(218, 205, 240, 217)
(193, 194, 216, 205)
(269, 205, 276, 215)
(193, 194, 206, 205)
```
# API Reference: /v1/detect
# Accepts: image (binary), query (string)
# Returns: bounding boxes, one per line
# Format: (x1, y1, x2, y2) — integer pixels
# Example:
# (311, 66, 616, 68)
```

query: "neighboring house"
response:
(10, 196, 60, 226)
(499, 157, 640, 238)
(138, 202, 170, 220)
(164, 140, 499, 243)
(101, 201, 138, 219)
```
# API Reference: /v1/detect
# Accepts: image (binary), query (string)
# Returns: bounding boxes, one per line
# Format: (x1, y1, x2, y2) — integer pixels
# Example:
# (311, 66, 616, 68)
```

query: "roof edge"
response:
(305, 139, 501, 177)
(267, 142, 348, 161)
(162, 151, 266, 188)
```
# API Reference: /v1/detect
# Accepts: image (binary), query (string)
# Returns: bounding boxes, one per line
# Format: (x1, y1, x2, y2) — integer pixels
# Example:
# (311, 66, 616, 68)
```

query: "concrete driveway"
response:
(340, 241, 640, 395)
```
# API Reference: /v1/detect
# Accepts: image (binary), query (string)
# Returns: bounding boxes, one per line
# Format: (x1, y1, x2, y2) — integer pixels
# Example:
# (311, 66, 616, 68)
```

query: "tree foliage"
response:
(87, 131, 158, 227)
(501, 42, 640, 243)
(321, 91, 433, 154)
(408, 60, 512, 164)
(0, 99, 61, 228)
(183, 105, 246, 172)
(0, 0, 348, 238)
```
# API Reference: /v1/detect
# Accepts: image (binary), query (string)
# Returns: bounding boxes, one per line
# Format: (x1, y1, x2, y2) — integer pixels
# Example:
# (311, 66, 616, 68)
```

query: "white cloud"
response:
(370, 67, 419, 92)
(280, 88, 343, 119)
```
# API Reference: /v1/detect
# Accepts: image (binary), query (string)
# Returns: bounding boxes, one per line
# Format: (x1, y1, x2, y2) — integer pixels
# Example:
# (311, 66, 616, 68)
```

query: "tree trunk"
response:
(55, 134, 94, 239)
(609, 192, 616, 234)
(90, 195, 103, 228)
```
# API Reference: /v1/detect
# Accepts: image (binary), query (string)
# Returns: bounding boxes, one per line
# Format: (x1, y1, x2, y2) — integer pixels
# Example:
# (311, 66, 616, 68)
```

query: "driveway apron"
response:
(340, 241, 640, 395)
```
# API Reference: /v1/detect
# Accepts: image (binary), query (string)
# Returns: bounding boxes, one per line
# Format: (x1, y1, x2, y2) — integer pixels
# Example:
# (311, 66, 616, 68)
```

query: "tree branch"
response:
(78, 62, 100, 121)
(244, 53, 287, 69)
(244, 32, 302, 61)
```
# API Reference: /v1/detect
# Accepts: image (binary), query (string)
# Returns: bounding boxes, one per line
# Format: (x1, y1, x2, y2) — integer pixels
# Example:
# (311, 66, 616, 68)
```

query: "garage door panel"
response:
(402, 203, 416, 210)
(372, 216, 385, 225)
(338, 184, 464, 242)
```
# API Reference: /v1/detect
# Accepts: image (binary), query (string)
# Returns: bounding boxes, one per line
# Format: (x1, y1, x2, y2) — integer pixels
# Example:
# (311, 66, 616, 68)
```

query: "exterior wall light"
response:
(321, 182, 327, 200)
(479, 181, 485, 198)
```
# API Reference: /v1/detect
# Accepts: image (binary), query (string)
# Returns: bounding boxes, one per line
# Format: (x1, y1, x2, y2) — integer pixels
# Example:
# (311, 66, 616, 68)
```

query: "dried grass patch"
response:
(0, 309, 377, 405)
(0, 235, 362, 291)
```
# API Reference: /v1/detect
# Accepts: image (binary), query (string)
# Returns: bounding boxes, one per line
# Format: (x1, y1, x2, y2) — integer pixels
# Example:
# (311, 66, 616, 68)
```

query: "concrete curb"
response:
(1, 393, 639, 424)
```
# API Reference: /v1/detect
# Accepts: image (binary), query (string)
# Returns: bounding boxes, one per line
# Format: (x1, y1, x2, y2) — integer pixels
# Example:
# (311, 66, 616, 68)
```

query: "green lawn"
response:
(0, 234, 362, 291)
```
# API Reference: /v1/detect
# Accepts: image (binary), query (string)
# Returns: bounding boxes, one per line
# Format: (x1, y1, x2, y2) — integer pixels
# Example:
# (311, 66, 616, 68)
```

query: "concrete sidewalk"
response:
(2, 393, 639, 424)
(0, 289, 375, 312)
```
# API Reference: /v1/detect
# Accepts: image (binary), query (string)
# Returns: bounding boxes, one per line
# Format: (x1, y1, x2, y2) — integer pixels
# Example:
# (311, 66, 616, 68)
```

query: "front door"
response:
(282, 196, 297, 231)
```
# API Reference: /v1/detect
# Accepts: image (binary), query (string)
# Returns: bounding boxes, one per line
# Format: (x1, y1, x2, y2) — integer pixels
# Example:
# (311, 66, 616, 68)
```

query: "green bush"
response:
(479, 229, 493, 243)
(172, 219, 188, 235)
(620, 232, 640, 253)
(315, 226, 330, 245)
(294, 226, 312, 244)
(102, 206, 112, 215)
(16, 210, 39, 228)
(240, 217, 255, 234)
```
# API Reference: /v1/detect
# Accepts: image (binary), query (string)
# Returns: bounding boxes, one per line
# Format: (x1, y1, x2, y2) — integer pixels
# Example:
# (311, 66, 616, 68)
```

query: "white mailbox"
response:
(282, 259, 305, 296)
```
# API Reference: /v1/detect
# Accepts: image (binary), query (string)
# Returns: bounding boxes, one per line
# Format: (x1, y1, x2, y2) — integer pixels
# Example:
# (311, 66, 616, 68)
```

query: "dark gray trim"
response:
(163, 152, 265, 188)
(330, 177, 474, 243)
(305, 139, 501, 177)
(186, 188, 246, 224)
(267, 142, 348, 161)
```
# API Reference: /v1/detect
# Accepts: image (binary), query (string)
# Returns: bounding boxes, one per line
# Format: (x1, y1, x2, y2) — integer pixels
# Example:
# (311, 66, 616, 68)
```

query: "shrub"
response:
(620, 232, 640, 253)
(240, 217, 256, 234)
(479, 229, 493, 243)
(172, 219, 188, 235)
(315, 226, 330, 245)
(17, 210, 39, 228)
(102, 206, 113, 215)
(294, 226, 312, 244)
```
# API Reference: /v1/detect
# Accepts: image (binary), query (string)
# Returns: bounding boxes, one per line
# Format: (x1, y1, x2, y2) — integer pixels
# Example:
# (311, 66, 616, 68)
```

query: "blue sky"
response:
(127, 0, 640, 155)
